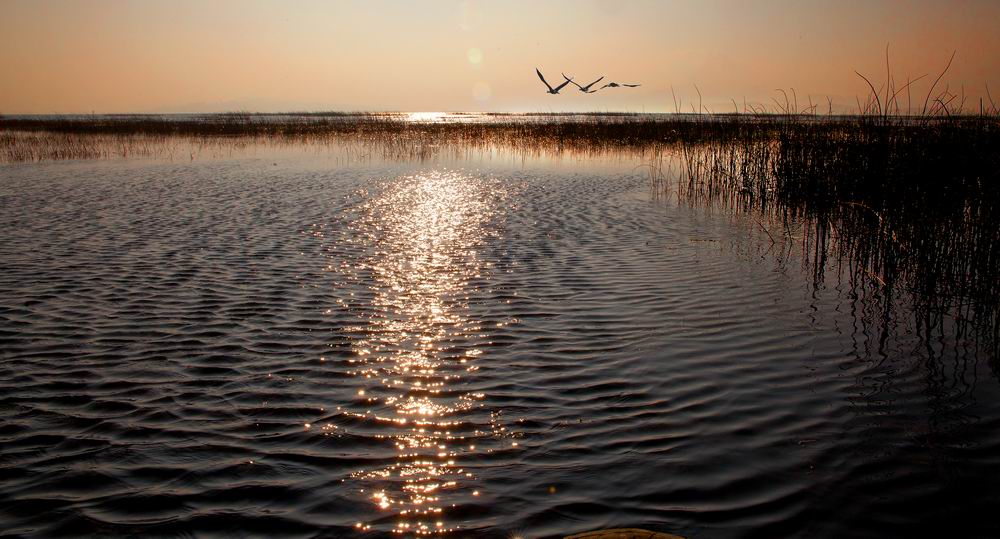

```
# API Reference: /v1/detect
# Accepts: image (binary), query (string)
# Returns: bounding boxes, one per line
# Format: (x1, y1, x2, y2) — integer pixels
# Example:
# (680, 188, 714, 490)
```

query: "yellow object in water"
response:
(564, 529, 686, 539)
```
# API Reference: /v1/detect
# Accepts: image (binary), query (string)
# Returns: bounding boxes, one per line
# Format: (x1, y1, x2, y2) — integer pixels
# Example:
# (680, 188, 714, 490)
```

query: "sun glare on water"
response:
(324, 171, 514, 535)
(407, 112, 447, 123)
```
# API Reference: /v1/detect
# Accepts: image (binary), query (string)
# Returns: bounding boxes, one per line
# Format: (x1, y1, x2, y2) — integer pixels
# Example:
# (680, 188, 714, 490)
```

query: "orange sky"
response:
(2, 0, 999, 113)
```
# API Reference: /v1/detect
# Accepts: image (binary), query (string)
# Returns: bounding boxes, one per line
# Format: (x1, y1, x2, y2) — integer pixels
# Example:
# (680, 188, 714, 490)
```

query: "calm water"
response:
(1, 142, 999, 538)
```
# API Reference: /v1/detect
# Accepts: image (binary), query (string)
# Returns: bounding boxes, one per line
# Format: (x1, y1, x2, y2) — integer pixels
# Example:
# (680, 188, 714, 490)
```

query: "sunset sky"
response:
(2, 0, 999, 114)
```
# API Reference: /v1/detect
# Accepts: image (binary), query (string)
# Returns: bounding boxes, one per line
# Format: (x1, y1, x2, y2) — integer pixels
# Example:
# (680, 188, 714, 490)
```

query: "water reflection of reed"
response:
(660, 116, 1000, 366)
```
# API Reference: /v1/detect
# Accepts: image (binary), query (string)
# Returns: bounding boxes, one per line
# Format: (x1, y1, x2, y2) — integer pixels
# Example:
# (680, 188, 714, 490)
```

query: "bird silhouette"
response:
(563, 74, 605, 93)
(600, 82, 641, 89)
(536, 68, 574, 94)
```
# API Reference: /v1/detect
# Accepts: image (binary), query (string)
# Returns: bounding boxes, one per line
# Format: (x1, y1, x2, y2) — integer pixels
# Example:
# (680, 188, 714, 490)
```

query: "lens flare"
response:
(466, 48, 483, 65)
(473, 82, 492, 101)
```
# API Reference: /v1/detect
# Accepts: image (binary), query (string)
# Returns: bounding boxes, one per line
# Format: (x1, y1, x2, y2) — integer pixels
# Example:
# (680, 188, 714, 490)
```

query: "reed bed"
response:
(3, 111, 994, 159)
(667, 114, 1000, 359)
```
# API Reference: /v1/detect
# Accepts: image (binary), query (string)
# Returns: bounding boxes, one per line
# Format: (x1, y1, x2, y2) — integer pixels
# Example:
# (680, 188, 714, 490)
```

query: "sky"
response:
(2, 0, 999, 114)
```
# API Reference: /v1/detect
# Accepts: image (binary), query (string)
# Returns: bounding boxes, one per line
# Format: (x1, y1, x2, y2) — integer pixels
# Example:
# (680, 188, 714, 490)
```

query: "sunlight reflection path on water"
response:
(332, 170, 512, 535)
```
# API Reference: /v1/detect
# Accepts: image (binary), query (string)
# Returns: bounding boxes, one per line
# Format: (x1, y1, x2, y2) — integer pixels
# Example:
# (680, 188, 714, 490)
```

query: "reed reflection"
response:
(338, 171, 505, 535)
(660, 131, 1000, 377)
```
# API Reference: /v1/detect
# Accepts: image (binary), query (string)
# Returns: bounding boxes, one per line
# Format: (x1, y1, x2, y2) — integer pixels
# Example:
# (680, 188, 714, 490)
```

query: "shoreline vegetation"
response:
(2, 109, 998, 166)
(3, 110, 999, 361)
(2, 110, 998, 159)
(658, 113, 1000, 366)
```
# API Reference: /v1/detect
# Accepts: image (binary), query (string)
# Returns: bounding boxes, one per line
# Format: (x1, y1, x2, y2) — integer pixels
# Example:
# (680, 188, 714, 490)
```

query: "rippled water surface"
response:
(2, 145, 999, 538)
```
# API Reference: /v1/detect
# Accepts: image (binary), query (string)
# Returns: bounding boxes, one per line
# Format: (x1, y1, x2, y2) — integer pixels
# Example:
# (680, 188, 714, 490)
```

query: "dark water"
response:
(1, 146, 999, 538)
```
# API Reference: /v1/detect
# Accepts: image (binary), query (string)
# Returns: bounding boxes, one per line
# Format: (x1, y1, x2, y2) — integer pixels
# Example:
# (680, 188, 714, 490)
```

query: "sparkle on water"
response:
(330, 171, 511, 535)
(406, 112, 449, 124)
(3, 121, 999, 538)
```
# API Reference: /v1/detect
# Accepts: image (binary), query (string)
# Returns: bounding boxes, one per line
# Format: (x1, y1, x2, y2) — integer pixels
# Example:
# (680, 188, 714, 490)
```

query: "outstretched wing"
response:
(562, 73, 584, 90)
(553, 77, 574, 92)
(582, 76, 604, 90)
(536, 68, 555, 92)
(623, 83, 641, 87)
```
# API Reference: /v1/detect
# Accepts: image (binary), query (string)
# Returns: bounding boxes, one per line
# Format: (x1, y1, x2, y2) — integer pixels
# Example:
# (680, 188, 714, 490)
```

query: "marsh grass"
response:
(3, 110, 995, 161)
(665, 113, 1000, 361)
(0, 112, 890, 162)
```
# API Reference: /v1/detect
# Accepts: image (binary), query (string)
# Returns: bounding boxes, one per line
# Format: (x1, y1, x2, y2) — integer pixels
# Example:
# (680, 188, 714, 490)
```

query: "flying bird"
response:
(563, 73, 605, 93)
(536, 68, 574, 94)
(600, 82, 641, 89)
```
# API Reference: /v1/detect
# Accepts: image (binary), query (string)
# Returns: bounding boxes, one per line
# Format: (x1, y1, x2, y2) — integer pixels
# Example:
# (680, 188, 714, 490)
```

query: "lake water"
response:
(1, 141, 999, 538)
